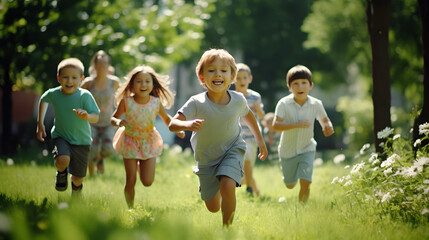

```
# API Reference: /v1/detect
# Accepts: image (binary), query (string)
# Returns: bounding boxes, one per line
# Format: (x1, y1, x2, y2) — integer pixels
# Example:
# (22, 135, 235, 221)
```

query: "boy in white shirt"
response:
(273, 65, 334, 203)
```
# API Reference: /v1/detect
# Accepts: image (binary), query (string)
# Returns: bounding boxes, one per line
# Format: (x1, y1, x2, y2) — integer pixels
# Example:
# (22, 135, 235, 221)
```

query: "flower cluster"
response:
(332, 123, 429, 224)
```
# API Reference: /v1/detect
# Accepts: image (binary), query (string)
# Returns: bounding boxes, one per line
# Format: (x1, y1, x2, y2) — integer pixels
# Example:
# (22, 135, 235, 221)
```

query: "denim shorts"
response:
(280, 151, 315, 185)
(193, 147, 245, 201)
(53, 137, 90, 178)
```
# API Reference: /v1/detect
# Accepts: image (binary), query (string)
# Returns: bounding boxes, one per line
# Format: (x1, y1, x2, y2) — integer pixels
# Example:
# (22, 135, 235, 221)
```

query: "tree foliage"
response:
(0, 0, 215, 155)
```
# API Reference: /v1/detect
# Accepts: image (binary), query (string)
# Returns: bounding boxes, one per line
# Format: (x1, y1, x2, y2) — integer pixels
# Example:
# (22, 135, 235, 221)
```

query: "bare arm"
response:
(111, 99, 128, 127)
(158, 102, 185, 138)
(169, 113, 205, 132)
(251, 102, 265, 119)
(319, 117, 334, 137)
(242, 110, 268, 161)
(36, 100, 48, 142)
(272, 115, 310, 131)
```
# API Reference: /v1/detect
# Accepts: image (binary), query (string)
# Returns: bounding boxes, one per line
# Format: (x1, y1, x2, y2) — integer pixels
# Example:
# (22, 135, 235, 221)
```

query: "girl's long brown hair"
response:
(114, 65, 174, 109)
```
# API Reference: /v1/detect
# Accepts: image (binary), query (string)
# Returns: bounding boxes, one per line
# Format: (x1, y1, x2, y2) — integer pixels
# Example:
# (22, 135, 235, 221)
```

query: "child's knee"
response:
(286, 184, 296, 189)
(140, 177, 154, 187)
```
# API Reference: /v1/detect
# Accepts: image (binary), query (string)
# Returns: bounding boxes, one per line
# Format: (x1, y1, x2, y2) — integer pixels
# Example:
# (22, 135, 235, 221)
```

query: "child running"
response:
(273, 65, 334, 203)
(111, 65, 184, 209)
(81, 50, 120, 176)
(234, 63, 265, 196)
(169, 49, 268, 226)
(37, 58, 100, 197)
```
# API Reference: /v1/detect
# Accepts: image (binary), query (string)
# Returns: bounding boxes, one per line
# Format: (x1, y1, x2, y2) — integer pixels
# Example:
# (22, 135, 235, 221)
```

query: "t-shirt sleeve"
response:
(274, 99, 286, 119)
(178, 97, 196, 120)
(316, 100, 328, 121)
(83, 91, 100, 114)
(40, 90, 52, 103)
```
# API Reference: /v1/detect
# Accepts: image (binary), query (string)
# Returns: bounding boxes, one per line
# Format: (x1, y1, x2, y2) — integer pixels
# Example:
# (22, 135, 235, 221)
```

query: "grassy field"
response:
(0, 147, 428, 240)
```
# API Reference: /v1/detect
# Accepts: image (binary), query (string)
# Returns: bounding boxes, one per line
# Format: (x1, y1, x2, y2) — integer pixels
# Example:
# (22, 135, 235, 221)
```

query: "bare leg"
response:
(219, 176, 237, 226)
(299, 179, 311, 203)
(123, 158, 138, 208)
(138, 158, 156, 186)
(88, 162, 95, 177)
(204, 191, 221, 213)
(55, 155, 70, 172)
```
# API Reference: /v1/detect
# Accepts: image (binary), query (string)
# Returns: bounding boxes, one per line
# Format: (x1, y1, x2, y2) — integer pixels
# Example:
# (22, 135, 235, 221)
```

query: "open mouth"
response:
(213, 80, 224, 85)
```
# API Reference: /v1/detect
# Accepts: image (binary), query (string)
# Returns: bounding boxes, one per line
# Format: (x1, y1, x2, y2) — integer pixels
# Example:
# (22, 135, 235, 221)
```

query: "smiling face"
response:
(131, 72, 153, 101)
(288, 78, 313, 104)
(57, 67, 84, 95)
(199, 58, 233, 95)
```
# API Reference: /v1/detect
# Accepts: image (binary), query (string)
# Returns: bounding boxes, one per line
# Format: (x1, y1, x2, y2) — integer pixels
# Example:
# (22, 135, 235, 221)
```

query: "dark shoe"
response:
(246, 187, 253, 196)
(71, 182, 83, 199)
(55, 170, 68, 191)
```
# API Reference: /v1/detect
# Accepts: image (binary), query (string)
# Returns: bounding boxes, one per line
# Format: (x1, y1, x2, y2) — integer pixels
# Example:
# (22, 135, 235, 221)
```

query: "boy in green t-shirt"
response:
(37, 58, 100, 197)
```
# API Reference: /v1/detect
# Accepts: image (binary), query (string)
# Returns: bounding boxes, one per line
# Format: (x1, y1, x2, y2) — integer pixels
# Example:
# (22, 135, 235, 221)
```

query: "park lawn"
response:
(0, 147, 428, 240)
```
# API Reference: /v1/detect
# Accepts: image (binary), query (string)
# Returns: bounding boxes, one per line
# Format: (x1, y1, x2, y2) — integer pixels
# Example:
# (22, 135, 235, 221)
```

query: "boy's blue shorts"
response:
(280, 151, 315, 185)
(193, 147, 245, 201)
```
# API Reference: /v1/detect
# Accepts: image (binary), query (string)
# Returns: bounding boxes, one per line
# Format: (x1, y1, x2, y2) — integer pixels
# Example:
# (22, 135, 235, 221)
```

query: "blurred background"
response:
(0, 0, 423, 160)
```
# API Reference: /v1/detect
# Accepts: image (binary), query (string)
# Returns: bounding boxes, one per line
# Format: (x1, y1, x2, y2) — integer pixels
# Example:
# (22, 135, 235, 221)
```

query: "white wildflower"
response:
(393, 134, 401, 140)
(351, 162, 365, 174)
(344, 165, 350, 169)
(331, 176, 339, 184)
(314, 158, 323, 167)
(409, 128, 414, 133)
(419, 122, 429, 135)
(333, 154, 346, 164)
(381, 154, 399, 168)
(423, 187, 429, 195)
(423, 180, 429, 184)
(345, 175, 351, 180)
(383, 167, 393, 176)
(402, 165, 422, 178)
(42, 149, 49, 157)
(377, 127, 394, 139)
(6, 158, 14, 166)
(338, 177, 345, 183)
(57, 202, 69, 210)
(414, 139, 421, 147)
(373, 167, 379, 172)
(372, 159, 380, 166)
(415, 157, 429, 167)
(379, 142, 384, 147)
(365, 195, 372, 201)
(344, 180, 353, 186)
(381, 192, 392, 203)
(278, 197, 286, 203)
(422, 209, 429, 215)
(359, 143, 371, 155)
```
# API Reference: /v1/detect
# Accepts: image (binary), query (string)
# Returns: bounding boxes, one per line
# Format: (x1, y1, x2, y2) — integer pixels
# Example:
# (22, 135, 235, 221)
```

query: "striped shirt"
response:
(239, 89, 263, 141)
(274, 94, 327, 158)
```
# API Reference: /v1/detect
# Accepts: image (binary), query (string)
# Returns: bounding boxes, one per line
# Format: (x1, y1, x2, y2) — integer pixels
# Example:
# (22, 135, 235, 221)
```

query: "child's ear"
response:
(198, 74, 205, 83)
(57, 75, 60, 83)
(249, 75, 253, 83)
(81, 75, 85, 81)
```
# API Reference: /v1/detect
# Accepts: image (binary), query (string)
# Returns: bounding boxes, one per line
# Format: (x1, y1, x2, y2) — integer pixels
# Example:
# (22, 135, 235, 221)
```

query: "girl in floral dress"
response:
(111, 65, 184, 208)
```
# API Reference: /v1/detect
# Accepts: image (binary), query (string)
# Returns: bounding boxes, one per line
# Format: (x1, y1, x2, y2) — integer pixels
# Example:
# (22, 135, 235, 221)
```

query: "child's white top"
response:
(274, 94, 327, 158)
(178, 90, 249, 167)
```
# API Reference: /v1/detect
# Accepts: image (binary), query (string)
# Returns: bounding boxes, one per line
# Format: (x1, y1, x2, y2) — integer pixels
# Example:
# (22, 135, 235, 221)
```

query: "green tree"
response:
(0, 0, 215, 155)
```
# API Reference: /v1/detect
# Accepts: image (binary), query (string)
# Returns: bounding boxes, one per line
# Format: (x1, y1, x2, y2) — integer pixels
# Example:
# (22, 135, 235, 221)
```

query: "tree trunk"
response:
(413, 0, 429, 151)
(366, 0, 392, 155)
(1, 59, 13, 156)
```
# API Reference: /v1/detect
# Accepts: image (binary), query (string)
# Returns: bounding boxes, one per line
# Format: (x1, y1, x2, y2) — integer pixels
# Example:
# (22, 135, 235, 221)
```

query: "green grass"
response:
(0, 147, 428, 240)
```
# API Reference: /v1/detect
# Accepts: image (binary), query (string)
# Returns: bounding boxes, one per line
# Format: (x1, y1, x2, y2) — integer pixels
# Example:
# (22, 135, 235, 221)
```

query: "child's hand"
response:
(323, 125, 334, 137)
(73, 109, 89, 120)
(187, 119, 204, 131)
(257, 142, 268, 161)
(298, 120, 311, 128)
(118, 119, 128, 127)
(36, 124, 46, 142)
(176, 131, 186, 139)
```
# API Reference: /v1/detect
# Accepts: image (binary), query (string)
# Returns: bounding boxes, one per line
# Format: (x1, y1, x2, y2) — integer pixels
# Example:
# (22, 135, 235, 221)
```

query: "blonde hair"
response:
(114, 65, 174, 109)
(195, 49, 237, 85)
(57, 58, 84, 76)
(236, 63, 251, 75)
